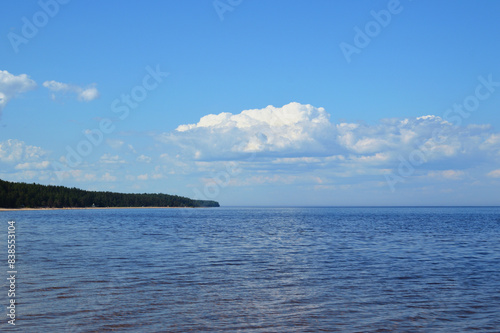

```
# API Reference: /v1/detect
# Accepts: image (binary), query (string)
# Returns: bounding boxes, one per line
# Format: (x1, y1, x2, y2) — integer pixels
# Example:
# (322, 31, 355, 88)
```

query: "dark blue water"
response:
(1, 207, 499, 332)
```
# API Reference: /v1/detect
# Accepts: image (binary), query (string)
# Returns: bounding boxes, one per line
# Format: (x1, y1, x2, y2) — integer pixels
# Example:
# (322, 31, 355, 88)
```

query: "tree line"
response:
(0, 179, 219, 208)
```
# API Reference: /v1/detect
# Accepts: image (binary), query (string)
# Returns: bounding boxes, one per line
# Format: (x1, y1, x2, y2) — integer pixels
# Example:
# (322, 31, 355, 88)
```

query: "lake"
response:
(1, 207, 499, 332)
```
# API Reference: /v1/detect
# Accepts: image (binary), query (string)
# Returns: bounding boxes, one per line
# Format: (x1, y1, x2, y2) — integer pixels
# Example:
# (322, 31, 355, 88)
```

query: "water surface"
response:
(1, 207, 499, 332)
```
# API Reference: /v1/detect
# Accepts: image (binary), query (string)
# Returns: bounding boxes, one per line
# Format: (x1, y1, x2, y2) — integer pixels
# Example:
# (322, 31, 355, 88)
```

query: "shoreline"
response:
(0, 206, 198, 211)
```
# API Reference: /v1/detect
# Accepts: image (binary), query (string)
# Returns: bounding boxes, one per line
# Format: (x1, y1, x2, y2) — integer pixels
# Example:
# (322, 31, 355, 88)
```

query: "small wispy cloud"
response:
(487, 169, 500, 178)
(137, 174, 149, 181)
(99, 154, 125, 164)
(101, 172, 117, 182)
(136, 155, 152, 163)
(427, 170, 465, 180)
(43, 80, 99, 102)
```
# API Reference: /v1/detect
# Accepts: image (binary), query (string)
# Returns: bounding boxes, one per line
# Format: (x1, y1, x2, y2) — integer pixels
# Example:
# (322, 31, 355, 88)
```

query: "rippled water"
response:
(1, 207, 500, 332)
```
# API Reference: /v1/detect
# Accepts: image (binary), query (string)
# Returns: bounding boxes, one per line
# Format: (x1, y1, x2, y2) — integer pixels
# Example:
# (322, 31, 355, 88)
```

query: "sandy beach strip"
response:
(0, 206, 193, 211)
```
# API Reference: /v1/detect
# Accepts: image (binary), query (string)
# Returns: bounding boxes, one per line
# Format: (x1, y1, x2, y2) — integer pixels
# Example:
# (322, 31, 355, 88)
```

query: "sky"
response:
(1, 0, 500, 206)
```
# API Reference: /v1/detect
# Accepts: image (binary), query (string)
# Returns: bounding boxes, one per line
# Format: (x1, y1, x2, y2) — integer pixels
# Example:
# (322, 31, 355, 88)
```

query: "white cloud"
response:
(0, 139, 47, 163)
(137, 174, 149, 180)
(106, 139, 124, 149)
(487, 169, 500, 178)
(99, 154, 125, 164)
(162, 102, 333, 158)
(83, 174, 97, 181)
(160, 103, 500, 167)
(15, 161, 50, 170)
(78, 86, 99, 101)
(218, 174, 300, 186)
(153, 102, 500, 197)
(101, 172, 117, 182)
(43, 80, 99, 102)
(427, 170, 465, 180)
(3, 102, 499, 206)
(151, 173, 164, 179)
(480, 133, 500, 152)
(136, 155, 152, 163)
(0, 70, 37, 113)
(128, 144, 137, 154)
(272, 157, 322, 164)
(350, 152, 391, 164)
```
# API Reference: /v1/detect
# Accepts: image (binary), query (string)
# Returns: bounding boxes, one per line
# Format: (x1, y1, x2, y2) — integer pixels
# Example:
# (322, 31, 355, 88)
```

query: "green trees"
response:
(0, 179, 219, 208)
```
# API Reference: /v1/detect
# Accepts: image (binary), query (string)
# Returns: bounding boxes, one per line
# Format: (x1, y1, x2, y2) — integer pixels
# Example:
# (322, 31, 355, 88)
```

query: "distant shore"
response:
(0, 206, 196, 211)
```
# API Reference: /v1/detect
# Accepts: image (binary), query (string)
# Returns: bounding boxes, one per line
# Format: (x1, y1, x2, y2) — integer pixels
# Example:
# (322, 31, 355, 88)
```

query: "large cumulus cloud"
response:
(158, 103, 499, 171)
(159, 102, 335, 160)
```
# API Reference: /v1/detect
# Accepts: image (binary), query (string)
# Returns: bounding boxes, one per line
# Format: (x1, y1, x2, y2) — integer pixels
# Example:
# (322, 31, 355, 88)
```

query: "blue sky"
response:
(1, 0, 500, 206)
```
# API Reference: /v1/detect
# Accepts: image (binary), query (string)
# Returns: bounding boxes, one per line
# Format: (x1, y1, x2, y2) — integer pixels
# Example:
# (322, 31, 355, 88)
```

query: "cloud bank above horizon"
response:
(160, 102, 500, 167)
(1, 102, 500, 205)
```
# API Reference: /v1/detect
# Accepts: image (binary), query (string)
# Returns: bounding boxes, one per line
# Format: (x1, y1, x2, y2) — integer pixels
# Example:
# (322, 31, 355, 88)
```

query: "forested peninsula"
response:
(0, 179, 219, 209)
